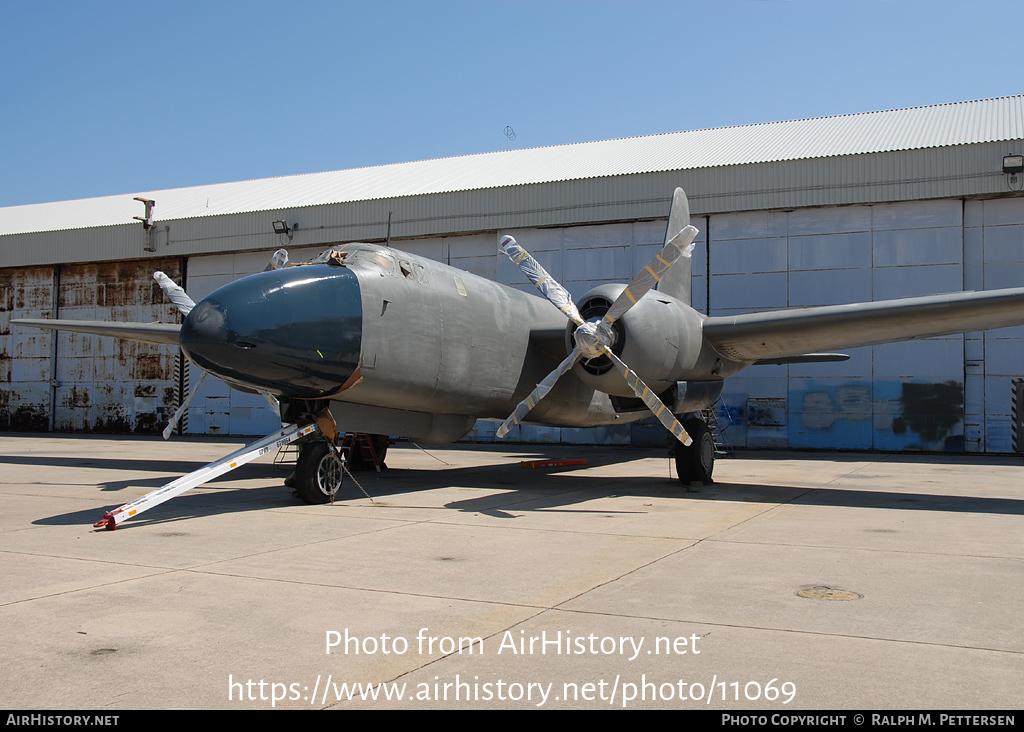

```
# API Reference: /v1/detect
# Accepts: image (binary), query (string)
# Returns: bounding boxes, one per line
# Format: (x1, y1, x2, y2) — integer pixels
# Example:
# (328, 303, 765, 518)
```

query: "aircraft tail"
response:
(655, 187, 692, 305)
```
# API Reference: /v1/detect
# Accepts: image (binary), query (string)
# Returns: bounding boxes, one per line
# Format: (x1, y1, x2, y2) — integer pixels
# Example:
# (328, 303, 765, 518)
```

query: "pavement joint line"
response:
(695, 536, 1024, 561)
(419, 521, 716, 541)
(166, 567, 561, 609)
(0, 547, 254, 579)
(326, 600, 1024, 706)
(271, 511, 719, 542)
(1, 559, 556, 612)
(665, 485, 819, 542)
(0, 547, 180, 569)
(6, 558, 1024, 661)
(342, 607, 556, 709)
(697, 459, 895, 529)
(0, 567, 178, 608)
(538, 607, 1024, 656)
(529, 484, 827, 613)
(122, 521, 447, 572)
(542, 538, 711, 613)
(1, 509, 442, 570)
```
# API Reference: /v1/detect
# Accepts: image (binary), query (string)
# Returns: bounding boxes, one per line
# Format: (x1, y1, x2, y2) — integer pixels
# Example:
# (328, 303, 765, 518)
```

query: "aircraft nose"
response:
(182, 297, 230, 345)
(180, 265, 362, 398)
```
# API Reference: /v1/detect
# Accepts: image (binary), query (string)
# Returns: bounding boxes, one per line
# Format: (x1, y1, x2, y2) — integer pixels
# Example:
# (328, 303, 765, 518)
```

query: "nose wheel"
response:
(674, 418, 715, 485)
(294, 441, 345, 504)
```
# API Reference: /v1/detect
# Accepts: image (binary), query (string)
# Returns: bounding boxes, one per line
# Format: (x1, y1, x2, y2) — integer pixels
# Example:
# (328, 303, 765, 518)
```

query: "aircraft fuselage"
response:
(181, 243, 696, 443)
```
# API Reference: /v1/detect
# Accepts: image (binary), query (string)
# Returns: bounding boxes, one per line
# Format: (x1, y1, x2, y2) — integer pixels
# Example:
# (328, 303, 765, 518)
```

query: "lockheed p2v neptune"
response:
(14, 188, 1024, 528)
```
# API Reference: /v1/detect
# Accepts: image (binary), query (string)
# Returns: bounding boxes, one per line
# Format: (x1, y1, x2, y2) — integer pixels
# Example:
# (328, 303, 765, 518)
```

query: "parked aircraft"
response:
(14, 188, 1024, 519)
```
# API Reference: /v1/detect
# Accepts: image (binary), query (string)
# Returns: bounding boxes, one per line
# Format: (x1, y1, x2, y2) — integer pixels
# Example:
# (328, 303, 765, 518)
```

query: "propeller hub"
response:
(573, 318, 615, 360)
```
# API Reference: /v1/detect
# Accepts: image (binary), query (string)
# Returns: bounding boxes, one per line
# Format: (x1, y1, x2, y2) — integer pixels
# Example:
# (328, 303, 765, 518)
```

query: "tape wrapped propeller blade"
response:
(264, 248, 290, 271)
(499, 235, 584, 326)
(495, 230, 698, 445)
(605, 349, 691, 445)
(153, 271, 196, 316)
(494, 349, 582, 439)
(605, 225, 698, 324)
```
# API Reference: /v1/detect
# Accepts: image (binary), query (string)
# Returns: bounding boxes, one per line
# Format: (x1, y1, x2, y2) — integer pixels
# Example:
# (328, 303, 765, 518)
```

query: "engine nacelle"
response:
(566, 284, 705, 398)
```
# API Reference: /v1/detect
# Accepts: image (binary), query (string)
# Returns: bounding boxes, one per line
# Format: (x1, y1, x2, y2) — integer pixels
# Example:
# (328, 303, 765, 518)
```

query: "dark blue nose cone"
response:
(181, 265, 362, 398)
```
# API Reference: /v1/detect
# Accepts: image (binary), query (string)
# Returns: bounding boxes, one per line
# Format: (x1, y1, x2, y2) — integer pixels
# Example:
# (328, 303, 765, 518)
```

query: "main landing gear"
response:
(673, 417, 715, 486)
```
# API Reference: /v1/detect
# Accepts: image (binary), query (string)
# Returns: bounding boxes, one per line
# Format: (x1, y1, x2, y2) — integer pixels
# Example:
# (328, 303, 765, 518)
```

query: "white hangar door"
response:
(711, 202, 971, 452)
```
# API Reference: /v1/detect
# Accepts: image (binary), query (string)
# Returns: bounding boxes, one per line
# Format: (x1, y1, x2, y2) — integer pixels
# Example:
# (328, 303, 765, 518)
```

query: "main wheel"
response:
(294, 442, 344, 504)
(675, 418, 715, 485)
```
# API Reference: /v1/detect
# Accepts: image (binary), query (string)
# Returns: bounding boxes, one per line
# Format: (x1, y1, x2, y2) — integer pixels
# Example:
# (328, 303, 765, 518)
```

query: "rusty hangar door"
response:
(0, 259, 183, 433)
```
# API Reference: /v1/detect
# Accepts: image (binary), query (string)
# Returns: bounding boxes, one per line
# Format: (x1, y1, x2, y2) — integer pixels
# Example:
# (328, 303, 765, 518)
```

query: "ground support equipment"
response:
(93, 421, 319, 530)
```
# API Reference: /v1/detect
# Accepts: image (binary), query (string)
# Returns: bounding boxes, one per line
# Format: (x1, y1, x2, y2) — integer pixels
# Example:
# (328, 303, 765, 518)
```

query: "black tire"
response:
(346, 434, 389, 471)
(675, 418, 715, 485)
(294, 442, 344, 504)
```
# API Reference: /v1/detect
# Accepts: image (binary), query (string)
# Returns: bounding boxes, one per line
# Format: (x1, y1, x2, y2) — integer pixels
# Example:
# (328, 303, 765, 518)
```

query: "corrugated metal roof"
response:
(3, 95, 1023, 237)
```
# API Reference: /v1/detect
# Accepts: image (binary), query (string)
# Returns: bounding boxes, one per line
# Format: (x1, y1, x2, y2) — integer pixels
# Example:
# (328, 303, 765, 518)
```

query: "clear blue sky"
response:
(1, 0, 1021, 207)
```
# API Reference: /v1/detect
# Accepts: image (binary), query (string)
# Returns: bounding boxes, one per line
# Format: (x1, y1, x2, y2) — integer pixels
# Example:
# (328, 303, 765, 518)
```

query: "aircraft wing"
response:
(11, 319, 181, 346)
(703, 286, 1024, 363)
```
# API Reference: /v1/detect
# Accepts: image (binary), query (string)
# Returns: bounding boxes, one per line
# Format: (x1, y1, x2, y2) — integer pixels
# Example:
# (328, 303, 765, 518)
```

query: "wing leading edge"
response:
(12, 319, 181, 346)
(703, 287, 1024, 364)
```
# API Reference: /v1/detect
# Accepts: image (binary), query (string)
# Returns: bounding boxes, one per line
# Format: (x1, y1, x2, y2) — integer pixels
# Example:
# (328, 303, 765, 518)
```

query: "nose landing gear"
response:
(291, 432, 390, 504)
(294, 441, 345, 504)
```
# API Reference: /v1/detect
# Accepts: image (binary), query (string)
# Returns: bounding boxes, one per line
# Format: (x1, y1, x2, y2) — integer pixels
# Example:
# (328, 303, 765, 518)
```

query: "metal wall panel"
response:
(963, 200, 986, 451)
(53, 260, 181, 433)
(0, 259, 181, 433)
(711, 197, 1014, 452)
(689, 218, 709, 314)
(971, 198, 1024, 452)
(783, 207, 877, 449)
(445, 234, 500, 281)
(0, 266, 55, 430)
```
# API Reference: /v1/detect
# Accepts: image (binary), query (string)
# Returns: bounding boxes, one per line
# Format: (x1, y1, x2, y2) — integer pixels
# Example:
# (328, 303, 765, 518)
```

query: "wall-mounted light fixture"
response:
(1004, 154, 1024, 192)
(272, 219, 293, 240)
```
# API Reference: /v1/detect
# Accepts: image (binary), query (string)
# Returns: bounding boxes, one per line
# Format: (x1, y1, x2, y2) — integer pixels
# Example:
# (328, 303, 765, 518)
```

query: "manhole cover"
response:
(797, 586, 862, 601)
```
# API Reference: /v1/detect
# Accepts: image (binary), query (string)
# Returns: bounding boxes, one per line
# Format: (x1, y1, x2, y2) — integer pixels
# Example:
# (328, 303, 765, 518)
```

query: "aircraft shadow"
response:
(0, 441, 592, 487)
(0, 452, 273, 478)
(28, 448, 1024, 530)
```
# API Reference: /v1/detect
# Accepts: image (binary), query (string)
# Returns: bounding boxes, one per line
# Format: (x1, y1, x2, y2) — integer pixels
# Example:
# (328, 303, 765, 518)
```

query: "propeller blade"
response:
(162, 371, 207, 440)
(153, 271, 196, 317)
(264, 248, 290, 271)
(262, 390, 280, 412)
(499, 235, 584, 327)
(604, 225, 699, 324)
(495, 348, 583, 439)
(605, 349, 692, 446)
(497, 228, 698, 446)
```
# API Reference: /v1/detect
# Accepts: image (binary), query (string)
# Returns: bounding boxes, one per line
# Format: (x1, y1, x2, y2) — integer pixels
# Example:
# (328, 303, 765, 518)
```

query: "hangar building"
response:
(2, 95, 1023, 453)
